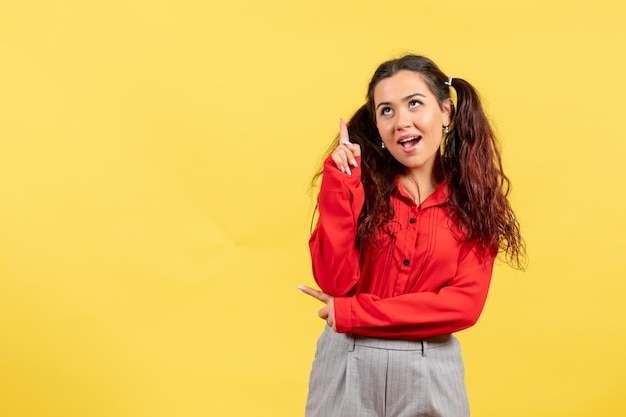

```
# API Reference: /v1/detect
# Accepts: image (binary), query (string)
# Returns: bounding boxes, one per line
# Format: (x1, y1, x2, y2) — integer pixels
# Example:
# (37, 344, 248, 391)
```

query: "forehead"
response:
(373, 70, 431, 104)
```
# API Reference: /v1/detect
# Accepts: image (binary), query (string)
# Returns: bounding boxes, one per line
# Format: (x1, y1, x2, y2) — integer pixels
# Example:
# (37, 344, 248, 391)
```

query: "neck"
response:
(401, 169, 439, 205)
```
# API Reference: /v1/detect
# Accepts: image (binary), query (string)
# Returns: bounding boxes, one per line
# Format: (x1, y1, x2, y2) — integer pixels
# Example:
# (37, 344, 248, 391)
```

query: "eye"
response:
(380, 107, 393, 116)
(408, 99, 422, 109)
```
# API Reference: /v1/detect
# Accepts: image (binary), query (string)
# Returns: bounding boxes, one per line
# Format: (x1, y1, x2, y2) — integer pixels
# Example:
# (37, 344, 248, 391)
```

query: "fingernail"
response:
(298, 285, 307, 291)
(351, 159, 358, 167)
(340, 166, 345, 173)
(346, 167, 352, 176)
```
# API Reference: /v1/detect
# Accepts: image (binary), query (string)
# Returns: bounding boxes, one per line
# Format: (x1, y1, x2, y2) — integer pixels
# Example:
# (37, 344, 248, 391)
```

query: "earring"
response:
(381, 141, 385, 149)
(443, 126, 449, 134)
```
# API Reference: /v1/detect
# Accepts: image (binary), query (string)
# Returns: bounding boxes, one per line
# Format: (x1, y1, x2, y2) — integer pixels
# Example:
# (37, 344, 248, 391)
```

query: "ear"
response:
(441, 98, 453, 126)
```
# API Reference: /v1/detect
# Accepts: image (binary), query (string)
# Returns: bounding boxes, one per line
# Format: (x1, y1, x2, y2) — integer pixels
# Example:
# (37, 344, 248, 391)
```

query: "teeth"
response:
(400, 136, 419, 144)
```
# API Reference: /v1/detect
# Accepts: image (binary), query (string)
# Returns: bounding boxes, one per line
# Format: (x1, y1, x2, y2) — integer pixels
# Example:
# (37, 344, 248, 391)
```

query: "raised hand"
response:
(330, 119, 361, 176)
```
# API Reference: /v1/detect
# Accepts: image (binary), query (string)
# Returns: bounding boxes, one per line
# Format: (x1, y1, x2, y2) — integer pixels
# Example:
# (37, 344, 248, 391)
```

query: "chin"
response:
(398, 159, 425, 170)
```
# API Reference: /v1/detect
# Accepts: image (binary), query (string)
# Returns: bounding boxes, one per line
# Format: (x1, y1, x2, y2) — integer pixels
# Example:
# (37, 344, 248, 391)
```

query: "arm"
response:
(333, 243, 495, 338)
(309, 155, 364, 296)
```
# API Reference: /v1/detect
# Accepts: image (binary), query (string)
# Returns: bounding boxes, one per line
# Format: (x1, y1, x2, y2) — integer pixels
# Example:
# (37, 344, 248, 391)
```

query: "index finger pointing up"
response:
(339, 119, 350, 145)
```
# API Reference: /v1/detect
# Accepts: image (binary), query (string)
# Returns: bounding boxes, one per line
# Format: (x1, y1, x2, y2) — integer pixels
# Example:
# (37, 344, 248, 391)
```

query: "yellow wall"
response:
(1, 0, 625, 415)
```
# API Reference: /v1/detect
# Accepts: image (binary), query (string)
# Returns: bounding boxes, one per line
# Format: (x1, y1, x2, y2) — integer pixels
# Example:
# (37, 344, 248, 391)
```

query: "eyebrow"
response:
(375, 93, 426, 110)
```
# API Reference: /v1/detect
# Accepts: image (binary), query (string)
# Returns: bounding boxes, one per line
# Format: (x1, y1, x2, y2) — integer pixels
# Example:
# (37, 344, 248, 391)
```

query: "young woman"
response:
(299, 55, 525, 417)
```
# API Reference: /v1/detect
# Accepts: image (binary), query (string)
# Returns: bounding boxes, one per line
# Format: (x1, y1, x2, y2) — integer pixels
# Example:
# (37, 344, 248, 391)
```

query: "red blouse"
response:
(309, 156, 495, 339)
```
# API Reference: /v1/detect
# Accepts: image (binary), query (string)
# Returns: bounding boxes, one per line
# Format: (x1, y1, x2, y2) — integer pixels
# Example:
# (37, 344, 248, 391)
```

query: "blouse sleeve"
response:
(308, 155, 365, 297)
(333, 242, 495, 338)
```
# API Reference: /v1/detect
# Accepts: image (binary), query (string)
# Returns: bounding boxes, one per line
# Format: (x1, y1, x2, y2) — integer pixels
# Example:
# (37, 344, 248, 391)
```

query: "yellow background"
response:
(1, 0, 625, 416)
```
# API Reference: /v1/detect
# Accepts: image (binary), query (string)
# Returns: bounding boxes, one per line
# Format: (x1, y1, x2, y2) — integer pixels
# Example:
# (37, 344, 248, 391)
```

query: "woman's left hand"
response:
(299, 286, 336, 331)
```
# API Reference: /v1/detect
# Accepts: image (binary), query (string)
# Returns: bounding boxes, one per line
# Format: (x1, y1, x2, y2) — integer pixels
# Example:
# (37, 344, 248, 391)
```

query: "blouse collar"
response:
(395, 177, 448, 209)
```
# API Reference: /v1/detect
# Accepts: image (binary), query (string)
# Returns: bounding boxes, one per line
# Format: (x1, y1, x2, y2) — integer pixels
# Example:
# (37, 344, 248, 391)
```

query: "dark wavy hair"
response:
(313, 55, 525, 268)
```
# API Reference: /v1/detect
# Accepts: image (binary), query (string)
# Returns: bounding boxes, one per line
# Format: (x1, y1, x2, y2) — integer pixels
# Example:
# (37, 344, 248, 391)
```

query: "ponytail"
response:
(444, 78, 525, 268)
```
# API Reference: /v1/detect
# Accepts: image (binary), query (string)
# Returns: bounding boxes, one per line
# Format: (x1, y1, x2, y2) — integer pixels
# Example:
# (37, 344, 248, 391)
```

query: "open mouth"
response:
(399, 136, 422, 148)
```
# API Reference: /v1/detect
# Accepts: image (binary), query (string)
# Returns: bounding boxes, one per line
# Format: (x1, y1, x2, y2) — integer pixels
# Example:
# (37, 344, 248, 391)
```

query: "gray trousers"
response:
(305, 326, 470, 417)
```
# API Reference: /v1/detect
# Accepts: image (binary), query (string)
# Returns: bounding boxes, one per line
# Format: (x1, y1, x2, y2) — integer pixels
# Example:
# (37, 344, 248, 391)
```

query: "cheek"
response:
(421, 112, 440, 129)
(376, 120, 393, 140)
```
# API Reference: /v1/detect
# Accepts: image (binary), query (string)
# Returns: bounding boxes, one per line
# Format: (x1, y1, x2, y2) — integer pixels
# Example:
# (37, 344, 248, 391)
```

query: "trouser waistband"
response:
(347, 333, 452, 356)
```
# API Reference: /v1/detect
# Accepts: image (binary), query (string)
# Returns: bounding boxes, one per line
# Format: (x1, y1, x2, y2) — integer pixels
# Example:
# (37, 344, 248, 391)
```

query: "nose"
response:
(396, 120, 411, 130)
(395, 109, 412, 130)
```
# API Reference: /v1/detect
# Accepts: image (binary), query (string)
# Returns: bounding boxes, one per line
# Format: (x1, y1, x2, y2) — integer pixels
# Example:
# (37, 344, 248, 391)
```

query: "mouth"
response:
(398, 136, 422, 148)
